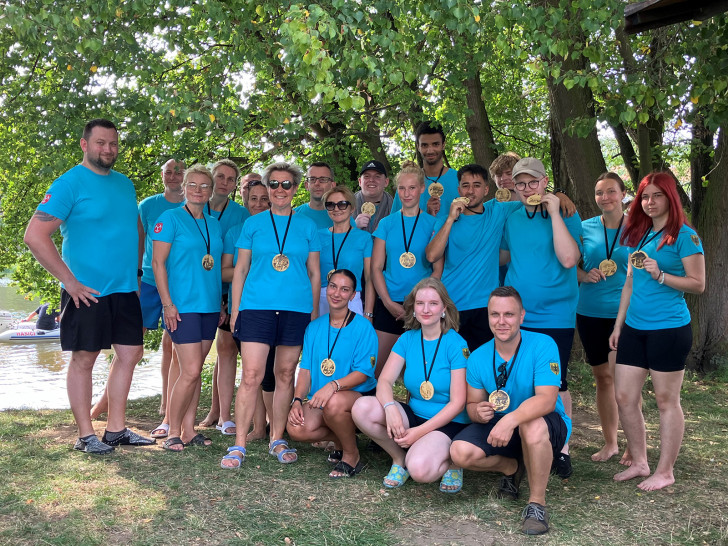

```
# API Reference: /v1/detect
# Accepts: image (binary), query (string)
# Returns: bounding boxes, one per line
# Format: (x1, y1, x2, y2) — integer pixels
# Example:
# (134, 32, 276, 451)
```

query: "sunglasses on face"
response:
(325, 200, 351, 211)
(267, 180, 295, 190)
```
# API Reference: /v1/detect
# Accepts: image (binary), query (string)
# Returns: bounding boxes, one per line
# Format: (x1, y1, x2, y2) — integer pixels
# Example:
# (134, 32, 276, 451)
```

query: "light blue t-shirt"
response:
(236, 211, 321, 313)
(373, 211, 438, 301)
(294, 203, 333, 230)
(435, 200, 521, 311)
(577, 215, 629, 318)
(466, 330, 571, 442)
(138, 193, 184, 286)
(626, 224, 703, 330)
(36, 165, 138, 296)
(318, 227, 373, 291)
(299, 313, 378, 396)
(151, 207, 223, 313)
(393, 328, 470, 424)
(392, 168, 459, 222)
(208, 200, 249, 238)
(223, 222, 244, 305)
(503, 208, 583, 328)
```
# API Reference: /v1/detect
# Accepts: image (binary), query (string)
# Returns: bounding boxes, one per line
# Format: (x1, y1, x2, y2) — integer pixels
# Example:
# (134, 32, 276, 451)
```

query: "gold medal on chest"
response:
(495, 188, 511, 202)
(489, 390, 510, 411)
(361, 202, 376, 216)
(629, 250, 648, 269)
(320, 358, 336, 377)
(399, 252, 416, 268)
(419, 380, 435, 400)
(598, 259, 617, 276)
(202, 254, 214, 271)
(272, 253, 289, 272)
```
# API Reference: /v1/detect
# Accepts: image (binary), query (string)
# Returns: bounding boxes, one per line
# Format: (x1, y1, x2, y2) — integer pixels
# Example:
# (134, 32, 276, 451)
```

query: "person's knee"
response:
(351, 396, 377, 424)
(450, 440, 481, 468)
(519, 418, 548, 447)
(407, 454, 441, 483)
(240, 366, 264, 389)
(286, 422, 308, 442)
(654, 390, 681, 412)
(273, 364, 296, 385)
(323, 394, 351, 416)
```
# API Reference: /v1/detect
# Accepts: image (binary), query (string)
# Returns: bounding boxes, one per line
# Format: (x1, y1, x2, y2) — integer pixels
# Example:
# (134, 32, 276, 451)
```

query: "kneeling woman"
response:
(287, 269, 378, 478)
(352, 278, 469, 492)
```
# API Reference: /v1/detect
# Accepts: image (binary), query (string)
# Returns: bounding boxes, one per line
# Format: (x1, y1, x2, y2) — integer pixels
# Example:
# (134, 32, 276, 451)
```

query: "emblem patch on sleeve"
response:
(550, 362, 559, 375)
(41, 194, 51, 204)
(154, 222, 163, 233)
(370, 355, 376, 368)
(462, 347, 470, 359)
(691, 234, 700, 246)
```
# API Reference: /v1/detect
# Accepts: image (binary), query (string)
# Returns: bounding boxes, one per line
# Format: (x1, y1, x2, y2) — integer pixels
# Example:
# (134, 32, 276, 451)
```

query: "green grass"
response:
(1, 361, 727, 545)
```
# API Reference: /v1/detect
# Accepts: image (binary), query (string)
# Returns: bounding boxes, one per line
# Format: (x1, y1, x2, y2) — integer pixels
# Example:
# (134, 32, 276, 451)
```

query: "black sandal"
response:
(184, 433, 212, 447)
(162, 437, 184, 452)
(327, 450, 343, 464)
(329, 460, 364, 479)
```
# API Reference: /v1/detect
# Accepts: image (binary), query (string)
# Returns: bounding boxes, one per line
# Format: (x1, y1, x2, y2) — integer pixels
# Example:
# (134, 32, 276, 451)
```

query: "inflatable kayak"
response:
(0, 311, 60, 343)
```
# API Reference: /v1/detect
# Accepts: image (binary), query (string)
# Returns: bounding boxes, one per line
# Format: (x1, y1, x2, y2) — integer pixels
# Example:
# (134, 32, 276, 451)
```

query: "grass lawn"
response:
(1, 360, 727, 545)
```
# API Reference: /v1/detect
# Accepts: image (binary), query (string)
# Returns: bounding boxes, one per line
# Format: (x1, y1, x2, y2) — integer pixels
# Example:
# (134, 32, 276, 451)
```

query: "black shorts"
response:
(218, 294, 231, 332)
(521, 326, 574, 391)
(616, 323, 692, 372)
(459, 307, 493, 351)
(453, 412, 568, 459)
(372, 297, 405, 336)
(576, 314, 616, 366)
(60, 290, 143, 352)
(400, 402, 467, 440)
(233, 310, 309, 347)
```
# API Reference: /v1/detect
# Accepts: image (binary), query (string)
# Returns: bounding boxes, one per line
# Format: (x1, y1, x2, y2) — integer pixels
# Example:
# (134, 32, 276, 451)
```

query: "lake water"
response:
(0, 279, 163, 410)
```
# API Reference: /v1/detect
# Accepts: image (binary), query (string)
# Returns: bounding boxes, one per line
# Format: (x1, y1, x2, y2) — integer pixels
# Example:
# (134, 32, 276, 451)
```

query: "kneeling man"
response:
(450, 286, 571, 535)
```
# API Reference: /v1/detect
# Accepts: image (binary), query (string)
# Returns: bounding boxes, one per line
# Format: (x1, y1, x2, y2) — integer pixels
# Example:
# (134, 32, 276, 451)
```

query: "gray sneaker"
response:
(102, 428, 155, 447)
(521, 502, 549, 535)
(497, 457, 525, 500)
(74, 435, 114, 454)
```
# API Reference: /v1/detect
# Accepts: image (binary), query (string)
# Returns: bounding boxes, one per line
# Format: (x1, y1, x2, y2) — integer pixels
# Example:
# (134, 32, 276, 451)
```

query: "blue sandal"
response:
(383, 464, 410, 488)
(220, 445, 246, 469)
(269, 439, 298, 464)
(439, 468, 463, 493)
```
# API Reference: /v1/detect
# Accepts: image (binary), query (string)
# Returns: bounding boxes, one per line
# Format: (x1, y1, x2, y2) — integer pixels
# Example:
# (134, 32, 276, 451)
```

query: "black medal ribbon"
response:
(270, 209, 293, 256)
(327, 310, 352, 360)
(400, 210, 421, 256)
(184, 205, 211, 258)
(638, 225, 664, 251)
(420, 330, 444, 385)
(207, 199, 230, 222)
(602, 215, 624, 261)
(492, 337, 523, 391)
(331, 226, 352, 271)
(426, 165, 445, 185)
(525, 205, 548, 220)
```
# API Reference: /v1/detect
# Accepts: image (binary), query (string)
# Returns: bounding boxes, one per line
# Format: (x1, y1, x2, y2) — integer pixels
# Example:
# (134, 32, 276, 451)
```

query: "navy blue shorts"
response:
(233, 309, 310, 347)
(576, 314, 616, 366)
(522, 326, 574, 391)
(139, 281, 166, 330)
(400, 402, 467, 440)
(168, 312, 219, 344)
(616, 323, 692, 372)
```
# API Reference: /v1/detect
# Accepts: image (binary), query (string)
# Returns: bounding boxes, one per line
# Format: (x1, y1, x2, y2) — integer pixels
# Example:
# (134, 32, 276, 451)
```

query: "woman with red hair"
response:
(608, 172, 705, 491)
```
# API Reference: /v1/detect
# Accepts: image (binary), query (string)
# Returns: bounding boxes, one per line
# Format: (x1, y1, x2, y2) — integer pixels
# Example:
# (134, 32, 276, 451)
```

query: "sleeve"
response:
(391, 331, 407, 358)
(351, 321, 378, 378)
(150, 210, 176, 243)
(36, 176, 74, 221)
(299, 323, 315, 372)
(308, 220, 322, 252)
(372, 215, 389, 242)
(564, 212, 584, 255)
(237, 218, 254, 250)
(676, 228, 704, 258)
(533, 336, 562, 389)
(465, 352, 486, 390)
(138, 199, 148, 230)
(363, 232, 373, 258)
(448, 332, 469, 370)
(391, 192, 402, 213)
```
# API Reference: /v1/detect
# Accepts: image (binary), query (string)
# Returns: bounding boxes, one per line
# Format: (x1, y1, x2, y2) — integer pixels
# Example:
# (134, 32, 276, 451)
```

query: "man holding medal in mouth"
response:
(450, 287, 571, 536)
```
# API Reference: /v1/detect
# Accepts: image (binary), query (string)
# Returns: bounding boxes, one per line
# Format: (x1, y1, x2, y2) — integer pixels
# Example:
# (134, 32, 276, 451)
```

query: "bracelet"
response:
(291, 397, 303, 407)
(163, 303, 175, 308)
(658, 271, 665, 285)
(333, 379, 341, 392)
(364, 312, 374, 318)
(383, 401, 396, 410)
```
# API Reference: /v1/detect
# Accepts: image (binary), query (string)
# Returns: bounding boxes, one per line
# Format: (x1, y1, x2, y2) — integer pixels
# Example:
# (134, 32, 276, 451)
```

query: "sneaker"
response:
(102, 428, 156, 447)
(497, 457, 525, 500)
(74, 435, 114, 454)
(551, 453, 573, 479)
(521, 502, 549, 535)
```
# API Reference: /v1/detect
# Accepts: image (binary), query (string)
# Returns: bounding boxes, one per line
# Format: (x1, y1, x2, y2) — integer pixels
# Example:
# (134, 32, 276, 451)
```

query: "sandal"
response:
(220, 445, 246, 469)
(150, 423, 169, 439)
(383, 464, 409, 488)
(329, 460, 364, 479)
(327, 450, 343, 464)
(439, 468, 463, 494)
(184, 433, 212, 447)
(269, 439, 298, 464)
(216, 420, 236, 436)
(162, 437, 184, 452)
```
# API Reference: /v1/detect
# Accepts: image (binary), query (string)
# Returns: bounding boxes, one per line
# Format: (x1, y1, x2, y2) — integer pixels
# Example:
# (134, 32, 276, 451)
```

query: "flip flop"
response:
(216, 420, 236, 435)
(329, 460, 364, 479)
(383, 464, 409, 488)
(184, 433, 212, 447)
(439, 468, 463, 494)
(269, 439, 298, 464)
(150, 423, 169, 439)
(162, 437, 184, 452)
(220, 445, 246, 469)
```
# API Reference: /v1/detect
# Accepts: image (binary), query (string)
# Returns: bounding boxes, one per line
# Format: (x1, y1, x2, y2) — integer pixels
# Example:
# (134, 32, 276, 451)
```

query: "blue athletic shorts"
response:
(168, 312, 219, 344)
(139, 281, 165, 330)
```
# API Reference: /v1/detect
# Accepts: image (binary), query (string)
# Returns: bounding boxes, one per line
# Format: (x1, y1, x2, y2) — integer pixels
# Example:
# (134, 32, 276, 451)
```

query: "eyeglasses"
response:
(325, 200, 351, 211)
(267, 180, 295, 190)
(495, 363, 507, 390)
(514, 179, 542, 191)
(305, 176, 333, 184)
(186, 183, 212, 191)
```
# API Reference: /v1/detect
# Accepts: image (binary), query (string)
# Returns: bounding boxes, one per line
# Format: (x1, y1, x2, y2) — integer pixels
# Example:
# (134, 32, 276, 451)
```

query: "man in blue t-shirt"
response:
(294, 162, 336, 229)
(450, 287, 571, 536)
(24, 119, 153, 454)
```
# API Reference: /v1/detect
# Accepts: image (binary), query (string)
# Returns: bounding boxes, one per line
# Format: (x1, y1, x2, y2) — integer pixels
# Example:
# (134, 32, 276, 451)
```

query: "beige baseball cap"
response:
(512, 157, 546, 179)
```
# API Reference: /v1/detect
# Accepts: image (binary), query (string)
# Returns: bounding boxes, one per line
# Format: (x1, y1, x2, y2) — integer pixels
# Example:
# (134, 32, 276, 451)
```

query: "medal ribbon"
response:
(426, 164, 445, 185)
(270, 209, 293, 256)
(206, 198, 230, 222)
(400, 210, 421, 255)
(184, 205, 211, 257)
(420, 330, 444, 385)
(525, 205, 548, 220)
(327, 310, 352, 360)
(637, 226, 664, 251)
(331, 226, 352, 271)
(492, 337, 523, 391)
(602, 215, 624, 261)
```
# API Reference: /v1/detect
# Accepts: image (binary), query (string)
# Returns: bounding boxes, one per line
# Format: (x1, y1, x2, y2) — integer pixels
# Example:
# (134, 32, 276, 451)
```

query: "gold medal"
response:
(202, 254, 214, 271)
(526, 194, 542, 206)
(599, 259, 617, 276)
(272, 253, 289, 272)
(428, 182, 444, 197)
(453, 196, 470, 205)
(495, 188, 511, 202)
(419, 380, 435, 400)
(630, 250, 648, 269)
(489, 390, 510, 411)
(399, 252, 416, 268)
(361, 202, 376, 216)
(320, 358, 336, 377)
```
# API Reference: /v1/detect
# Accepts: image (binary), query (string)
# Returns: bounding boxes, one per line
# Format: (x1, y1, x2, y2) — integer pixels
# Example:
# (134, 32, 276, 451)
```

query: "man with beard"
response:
(354, 160, 392, 234)
(295, 162, 336, 229)
(24, 119, 154, 454)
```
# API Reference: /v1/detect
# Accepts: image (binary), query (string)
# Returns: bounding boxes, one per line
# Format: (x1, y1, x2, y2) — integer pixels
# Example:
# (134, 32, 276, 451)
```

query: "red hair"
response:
(620, 172, 689, 250)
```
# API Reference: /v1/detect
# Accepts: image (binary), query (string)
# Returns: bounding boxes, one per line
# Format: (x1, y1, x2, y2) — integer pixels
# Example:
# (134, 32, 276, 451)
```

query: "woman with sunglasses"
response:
(371, 161, 443, 377)
(222, 162, 321, 468)
(151, 164, 224, 451)
(609, 172, 705, 491)
(317, 185, 374, 317)
(352, 278, 469, 492)
(287, 269, 378, 478)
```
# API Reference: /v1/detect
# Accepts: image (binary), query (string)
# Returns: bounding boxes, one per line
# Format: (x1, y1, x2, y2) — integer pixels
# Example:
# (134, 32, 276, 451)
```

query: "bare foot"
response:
(638, 472, 674, 491)
(591, 445, 619, 462)
(90, 401, 108, 420)
(614, 464, 650, 482)
(246, 429, 267, 442)
(312, 441, 336, 450)
(221, 448, 245, 468)
(619, 448, 633, 466)
(198, 415, 219, 428)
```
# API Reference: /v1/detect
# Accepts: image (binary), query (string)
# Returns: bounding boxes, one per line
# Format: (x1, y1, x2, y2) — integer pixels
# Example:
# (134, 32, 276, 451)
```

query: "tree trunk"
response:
(609, 121, 640, 187)
(359, 119, 393, 178)
(689, 112, 712, 221)
(463, 75, 499, 194)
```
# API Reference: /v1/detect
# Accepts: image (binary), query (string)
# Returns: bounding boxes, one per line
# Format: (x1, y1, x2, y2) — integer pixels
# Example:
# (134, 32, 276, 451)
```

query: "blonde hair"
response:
(489, 153, 521, 178)
(322, 185, 356, 210)
(183, 163, 213, 185)
(395, 160, 425, 187)
(403, 278, 459, 333)
(211, 158, 240, 180)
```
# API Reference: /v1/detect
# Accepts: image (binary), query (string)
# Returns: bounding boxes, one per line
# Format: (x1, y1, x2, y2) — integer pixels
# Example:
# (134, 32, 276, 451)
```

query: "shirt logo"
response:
(154, 222, 163, 233)
(550, 362, 559, 375)
(370, 355, 376, 368)
(462, 347, 470, 359)
(691, 234, 700, 246)
(41, 193, 51, 204)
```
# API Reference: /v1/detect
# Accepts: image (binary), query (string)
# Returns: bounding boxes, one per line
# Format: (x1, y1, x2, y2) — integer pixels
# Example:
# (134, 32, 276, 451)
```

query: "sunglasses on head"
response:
(247, 180, 263, 188)
(267, 180, 295, 190)
(325, 200, 351, 211)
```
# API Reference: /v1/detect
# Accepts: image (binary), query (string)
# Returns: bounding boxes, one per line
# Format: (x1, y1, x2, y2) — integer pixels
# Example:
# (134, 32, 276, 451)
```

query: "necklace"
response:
(184, 205, 214, 270)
